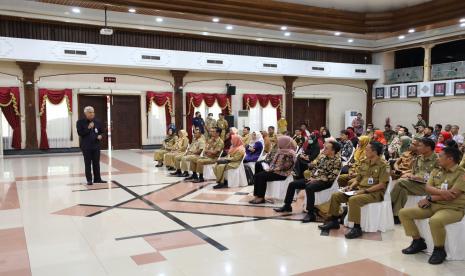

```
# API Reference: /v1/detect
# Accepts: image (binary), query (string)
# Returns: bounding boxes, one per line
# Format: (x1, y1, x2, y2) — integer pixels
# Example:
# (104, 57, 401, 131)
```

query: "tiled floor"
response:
(1, 149, 464, 276)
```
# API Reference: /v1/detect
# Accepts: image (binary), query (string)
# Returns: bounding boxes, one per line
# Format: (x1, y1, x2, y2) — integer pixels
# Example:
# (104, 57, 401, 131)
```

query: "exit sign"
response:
(104, 77, 116, 83)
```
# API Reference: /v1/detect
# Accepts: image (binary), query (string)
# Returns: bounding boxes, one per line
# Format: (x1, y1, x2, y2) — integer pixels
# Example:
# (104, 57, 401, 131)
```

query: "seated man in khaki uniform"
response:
(185, 127, 224, 183)
(170, 128, 205, 177)
(460, 153, 465, 169)
(318, 141, 390, 239)
(242, 127, 251, 146)
(153, 127, 177, 167)
(163, 130, 189, 171)
(391, 138, 419, 179)
(391, 138, 438, 224)
(399, 147, 465, 265)
(212, 135, 245, 189)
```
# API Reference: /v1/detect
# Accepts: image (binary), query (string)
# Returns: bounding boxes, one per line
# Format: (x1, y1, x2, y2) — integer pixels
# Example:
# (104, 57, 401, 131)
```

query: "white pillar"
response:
(423, 44, 434, 82)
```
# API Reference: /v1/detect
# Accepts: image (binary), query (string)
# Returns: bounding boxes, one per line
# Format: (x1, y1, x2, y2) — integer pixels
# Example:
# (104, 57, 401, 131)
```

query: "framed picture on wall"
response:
(375, 87, 385, 99)
(454, 81, 465, 96)
(390, 86, 400, 98)
(407, 85, 417, 98)
(434, 83, 446, 97)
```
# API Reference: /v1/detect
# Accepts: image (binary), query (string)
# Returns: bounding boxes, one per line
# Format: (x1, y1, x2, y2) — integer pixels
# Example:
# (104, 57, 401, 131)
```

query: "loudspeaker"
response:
(227, 85, 236, 95)
(225, 115, 235, 128)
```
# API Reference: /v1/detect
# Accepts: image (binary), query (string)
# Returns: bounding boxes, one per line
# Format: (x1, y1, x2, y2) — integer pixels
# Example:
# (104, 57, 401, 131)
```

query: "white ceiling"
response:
(275, 0, 432, 12)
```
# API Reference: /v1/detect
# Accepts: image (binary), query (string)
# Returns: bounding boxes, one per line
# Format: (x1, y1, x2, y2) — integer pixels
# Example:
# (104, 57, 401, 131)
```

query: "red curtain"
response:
(0, 87, 21, 149)
(146, 91, 173, 128)
(186, 93, 231, 140)
(38, 89, 73, 149)
(243, 94, 283, 120)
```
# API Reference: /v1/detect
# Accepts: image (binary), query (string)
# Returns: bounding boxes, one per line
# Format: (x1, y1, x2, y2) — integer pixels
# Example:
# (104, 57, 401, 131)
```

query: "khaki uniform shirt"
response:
(204, 137, 224, 159)
(225, 149, 246, 169)
(242, 134, 251, 146)
(394, 151, 416, 174)
(163, 136, 178, 150)
(187, 136, 206, 155)
(269, 133, 277, 146)
(428, 165, 465, 210)
(412, 153, 439, 180)
(173, 137, 189, 152)
(459, 154, 465, 169)
(356, 158, 390, 189)
(217, 119, 228, 139)
(205, 118, 217, 132)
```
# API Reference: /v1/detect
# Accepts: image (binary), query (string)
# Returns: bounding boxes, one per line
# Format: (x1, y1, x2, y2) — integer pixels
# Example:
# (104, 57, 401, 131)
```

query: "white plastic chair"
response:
(203, 150, 223, 180)
(345, 178, 395, 232)
(245, 147, 264, 174)
(404, 195, 424, 208)
(225, 154, 248, 188)
(265, 175, 294, 202)
(415, 214, 465, 260)
(314, 174, 341, 206)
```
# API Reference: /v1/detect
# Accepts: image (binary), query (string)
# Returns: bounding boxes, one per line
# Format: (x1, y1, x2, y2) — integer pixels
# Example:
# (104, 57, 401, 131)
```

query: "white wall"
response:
(430, 97, 465, 131)
(293, 79, 367, 136)
(373, 99, 421, 131)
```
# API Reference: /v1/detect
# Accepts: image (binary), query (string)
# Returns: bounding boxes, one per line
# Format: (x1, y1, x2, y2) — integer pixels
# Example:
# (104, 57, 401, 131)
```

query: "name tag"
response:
(94, 128, 98, 134)
(368, 177, 374, 185)
(440, 182, 448, 190)
(423, 173, 430, 182)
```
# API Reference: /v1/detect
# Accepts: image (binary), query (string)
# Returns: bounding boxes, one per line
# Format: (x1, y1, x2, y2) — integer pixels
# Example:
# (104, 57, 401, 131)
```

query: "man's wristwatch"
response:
(426, 195, 433, 203)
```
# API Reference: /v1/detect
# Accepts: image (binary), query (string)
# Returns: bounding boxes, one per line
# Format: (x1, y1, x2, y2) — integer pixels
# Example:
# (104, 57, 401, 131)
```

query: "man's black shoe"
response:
(184, 175, 196, 181)
(428, 247, 446, 265)
(318, 220, 340, 231)
(402, 238, 427, 254)
(345, 227, 363, 239)
(213, 183, 228, 189)
(155, 163, 163, 167)
(302, 212, 316, 223)
(86, 182, 93, 185)
(170, 170, 181, 176)
(167, 167, 176, 171)
(193, 177, 205, 183)
(273, 205, 293, 213)
(180, 172, 189, 177)
(93, 180, 106, 184)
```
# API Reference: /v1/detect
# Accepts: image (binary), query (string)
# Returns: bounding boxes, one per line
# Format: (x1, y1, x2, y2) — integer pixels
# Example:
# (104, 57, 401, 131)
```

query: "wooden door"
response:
(78, 95, 108, 149)
(111, 95, 141, 149)
(292, 99, 327, 132)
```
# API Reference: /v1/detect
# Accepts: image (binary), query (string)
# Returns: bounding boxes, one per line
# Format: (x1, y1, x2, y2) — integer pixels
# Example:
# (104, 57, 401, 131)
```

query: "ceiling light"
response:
(226, 25, 233, 30)
(256, 38, 263, 41)
(347, 39, 354, 43)
(460, 18, 465, 23)
(398, 35, 405, 39)
(280, 26, 287, 31)
(156, 17, 163, 22)
(460, 22, 465, 27)
(71, 7, 80, 14)
(408, 28, 415, 33)
(202, 32, 209, 35)
(128, 8, 136, 13)
(334, 32, 341, 36)
(212, 17, 220, 23)
(284, 32, 291, 36)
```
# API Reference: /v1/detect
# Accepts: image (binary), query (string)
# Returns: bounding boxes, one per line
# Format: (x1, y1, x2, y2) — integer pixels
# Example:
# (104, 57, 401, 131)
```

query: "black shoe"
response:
(170, 170, 181, 176)
(402, 238, 427, 255)
(394, 216, 401, 225)
(167, 167, 176, 171)
(318, 220, 340, 231)
(93, 180, 106, 183)
(180, 172, 189, 177)
(155, 163, 163, 167)
(302, 212, 316, 223)
(273, 205, 293, 213)
(213, 183, 228, 189)
(345, 227, 363, 239)
(184, 174, 197, 181)
(193, 177, 205, 183)
(429, 247, 447, 265)
(86, 182, 93, 185)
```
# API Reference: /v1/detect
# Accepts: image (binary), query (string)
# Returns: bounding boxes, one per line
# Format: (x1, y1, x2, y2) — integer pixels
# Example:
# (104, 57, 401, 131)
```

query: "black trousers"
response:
(283, 179, 332, 212)
(294, 157, 310, 179)
(253, 171, 287, 197)
(254, 161, 267, 174)
(82, 148, 102, 183)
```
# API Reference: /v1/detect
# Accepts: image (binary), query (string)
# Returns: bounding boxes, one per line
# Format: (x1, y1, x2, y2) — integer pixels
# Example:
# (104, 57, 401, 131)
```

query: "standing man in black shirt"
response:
(76, 106, 105, 185)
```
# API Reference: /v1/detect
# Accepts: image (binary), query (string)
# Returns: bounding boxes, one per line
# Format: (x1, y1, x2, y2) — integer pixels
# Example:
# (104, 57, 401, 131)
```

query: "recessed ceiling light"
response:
(202, 32, 209, 35)
(347, 39, 354, 43)
(156, 17, 163, 22)
(280, 26, 287, 31)
(226, 25, 233, 30)
(408, 28, 415, 33)
(334, 31, 341, 36)
(460, 18, 465, 23)
(128, 8, 136, 13)
(71, 7, 80, 14)
(398, 35, 405, 39)
(284, 32, 291, 36)
(256, 38, 263, 41)
(212, 17, 220, 23)
(460, 22, 465, 27)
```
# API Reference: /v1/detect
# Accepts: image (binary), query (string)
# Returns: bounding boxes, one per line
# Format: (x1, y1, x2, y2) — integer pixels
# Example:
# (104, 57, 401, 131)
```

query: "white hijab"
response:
(250, 131, 264, 147)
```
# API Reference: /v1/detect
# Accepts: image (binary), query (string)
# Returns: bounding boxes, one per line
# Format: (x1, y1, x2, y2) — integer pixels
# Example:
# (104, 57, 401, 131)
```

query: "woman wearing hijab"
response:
(154, 127, 178, 167)
(435, 131, 452, 153)
(249, 136, 296, 204)
(338, 135, 370, 187)
(313, 130, 324, 149)
(347, 128, 359, 148)
(294, 132, 321, 179)
(244, 131, 264, 163)
(212, 135, 246, 189)
(373, 129, 387, 145)
(163, 130, 189, 170)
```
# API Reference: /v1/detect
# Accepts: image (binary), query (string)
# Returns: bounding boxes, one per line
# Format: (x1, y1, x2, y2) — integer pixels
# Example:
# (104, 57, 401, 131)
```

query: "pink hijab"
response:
(277, 135, 296, 155)
(229, 135, 244, 155)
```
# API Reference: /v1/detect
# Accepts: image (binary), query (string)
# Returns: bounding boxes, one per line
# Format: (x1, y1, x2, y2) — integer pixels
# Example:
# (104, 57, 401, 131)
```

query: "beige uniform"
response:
(460, 154, 465, 169)
(213, 149, 245, 183)
(328, 158, 390, 224)
(217, 118, 228, 141)
(164, 136, 189, 167)
(242, 134, 251, 146)
(175, 136, 206, 171)
(153, 136, 178, 161)
(205, 118, 217, 139)
(391, 153, 438, 216)
(191, 137, 224, 173)
(399, 165, 465, 247)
